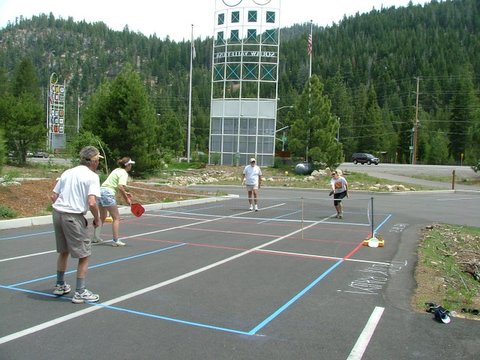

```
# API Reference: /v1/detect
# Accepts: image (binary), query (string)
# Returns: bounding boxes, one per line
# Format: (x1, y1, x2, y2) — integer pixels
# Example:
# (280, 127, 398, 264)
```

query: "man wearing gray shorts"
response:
(51, 146, 102, 304)
(241, 158, 262, 211)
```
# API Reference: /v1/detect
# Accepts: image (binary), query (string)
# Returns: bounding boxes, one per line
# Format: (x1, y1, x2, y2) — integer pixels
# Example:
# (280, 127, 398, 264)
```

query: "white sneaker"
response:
(92, 236, 103, 244)
(249, 204, 253, 211)
(71, 289, 99, 304)
(112, 239, 126, 247)
(53, 283, 71, 296)
(254, 204, 259, 211)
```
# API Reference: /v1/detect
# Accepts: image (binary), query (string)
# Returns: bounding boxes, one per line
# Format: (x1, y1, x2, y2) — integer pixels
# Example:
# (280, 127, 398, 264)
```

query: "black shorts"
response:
(333, 191, 347, 206)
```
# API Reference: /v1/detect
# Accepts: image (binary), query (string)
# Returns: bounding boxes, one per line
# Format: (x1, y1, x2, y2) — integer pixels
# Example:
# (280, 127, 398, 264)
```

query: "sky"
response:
(0, 0, 429, 42)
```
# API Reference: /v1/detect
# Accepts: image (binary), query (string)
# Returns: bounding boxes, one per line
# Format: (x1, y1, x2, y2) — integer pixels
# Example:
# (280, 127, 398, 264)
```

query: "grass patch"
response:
(0, 205, 17, 219)
(209, 167, 431, 191)
(401, 173, 480, 186)
(413, 224, 480, 318)
(2, 163, 67, 180)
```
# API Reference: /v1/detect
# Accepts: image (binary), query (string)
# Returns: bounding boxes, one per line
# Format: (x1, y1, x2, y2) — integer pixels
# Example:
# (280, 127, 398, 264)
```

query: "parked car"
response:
(351, 153, 380, 165)
(27, 151, 50, 158)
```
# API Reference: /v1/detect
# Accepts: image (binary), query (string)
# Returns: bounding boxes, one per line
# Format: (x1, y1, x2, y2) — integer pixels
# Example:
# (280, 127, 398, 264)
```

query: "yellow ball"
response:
(285, 171, 288, 175)
(105, 216, 113, 223)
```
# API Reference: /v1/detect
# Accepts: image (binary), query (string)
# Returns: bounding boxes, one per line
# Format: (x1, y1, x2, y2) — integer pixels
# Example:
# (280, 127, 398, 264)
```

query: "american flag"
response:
(307, 33, 313, 55)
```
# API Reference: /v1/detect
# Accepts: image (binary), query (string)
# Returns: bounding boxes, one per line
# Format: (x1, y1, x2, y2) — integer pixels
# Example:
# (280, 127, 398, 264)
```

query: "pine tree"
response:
(289, 75, 342, 168)
(3, 59, 45, 164)
(82, 64, 160, 175)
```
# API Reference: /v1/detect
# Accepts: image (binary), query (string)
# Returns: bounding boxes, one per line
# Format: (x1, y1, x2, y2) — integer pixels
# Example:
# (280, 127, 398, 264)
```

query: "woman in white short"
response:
(94, 157, 135, 246)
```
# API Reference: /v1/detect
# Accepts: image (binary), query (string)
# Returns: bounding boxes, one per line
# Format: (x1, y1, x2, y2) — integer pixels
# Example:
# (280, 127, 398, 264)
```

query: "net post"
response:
(371, 197, 374, 237)
(301, 197, 304, 239)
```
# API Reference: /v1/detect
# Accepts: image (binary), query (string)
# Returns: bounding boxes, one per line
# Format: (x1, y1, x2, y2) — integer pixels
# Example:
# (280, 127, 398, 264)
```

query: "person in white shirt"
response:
(242, 158, 262, 211)
(51, 146, 102, 304)
(330, 170, 348, 219)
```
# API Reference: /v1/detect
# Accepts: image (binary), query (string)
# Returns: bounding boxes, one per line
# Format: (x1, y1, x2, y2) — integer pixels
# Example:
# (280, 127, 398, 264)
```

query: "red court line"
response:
(127, 234, 364, 263)
(148, 225, 366, 245)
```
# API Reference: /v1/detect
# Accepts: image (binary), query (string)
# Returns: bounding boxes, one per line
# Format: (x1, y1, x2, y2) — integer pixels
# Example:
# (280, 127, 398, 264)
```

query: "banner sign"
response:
(48, 73, 65, 135)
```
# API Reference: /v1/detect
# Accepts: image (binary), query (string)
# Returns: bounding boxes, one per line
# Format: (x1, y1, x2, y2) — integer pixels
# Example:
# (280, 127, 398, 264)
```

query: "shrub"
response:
(472, 160, 480, 173)
(0, 205, 17, 219)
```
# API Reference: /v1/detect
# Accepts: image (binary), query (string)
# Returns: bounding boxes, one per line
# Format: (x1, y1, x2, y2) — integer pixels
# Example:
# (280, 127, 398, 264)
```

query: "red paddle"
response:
(130, 202, 145, 217)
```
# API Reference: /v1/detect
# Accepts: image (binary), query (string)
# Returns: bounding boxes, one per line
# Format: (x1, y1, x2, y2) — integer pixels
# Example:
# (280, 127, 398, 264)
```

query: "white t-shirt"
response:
(330, 176, 348, 193)
(243, 164, 262, 186)
(53, 165, 101, 214)
(101, 167, 129, 195)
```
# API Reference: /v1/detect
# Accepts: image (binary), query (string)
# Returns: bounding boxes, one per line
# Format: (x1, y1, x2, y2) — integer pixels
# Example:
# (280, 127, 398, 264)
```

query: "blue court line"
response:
(0, 284, 249, 335)
(9, 243, 187, 287)
(0, 284, 62, 299)
(1, 259, 346, 337)
(94, 303, 251, 336)
(0, 230, 54, 241)
(2, 214, 393, 337)
(248, 259, 344, 335)
(374, 214, 392, 235)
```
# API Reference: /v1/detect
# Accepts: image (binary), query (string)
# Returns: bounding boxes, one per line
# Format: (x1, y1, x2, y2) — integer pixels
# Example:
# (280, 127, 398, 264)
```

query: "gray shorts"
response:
(246, 185, 258, 191)
(52, 210, 91, 258)
(98, 187, 117, 207)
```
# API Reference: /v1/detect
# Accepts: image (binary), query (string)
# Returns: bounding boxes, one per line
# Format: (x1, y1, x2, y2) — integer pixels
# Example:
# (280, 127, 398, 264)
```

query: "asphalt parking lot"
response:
(1, 185, 479, 359)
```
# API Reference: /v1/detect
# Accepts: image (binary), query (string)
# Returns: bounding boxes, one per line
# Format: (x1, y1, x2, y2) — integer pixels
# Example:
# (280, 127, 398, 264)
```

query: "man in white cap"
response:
(51, 146, 102, 304)
(241, 158, 262, 211)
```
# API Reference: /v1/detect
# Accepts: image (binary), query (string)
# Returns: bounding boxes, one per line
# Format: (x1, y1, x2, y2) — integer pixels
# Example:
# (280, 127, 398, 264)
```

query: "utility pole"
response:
(412, 77, 420, 164)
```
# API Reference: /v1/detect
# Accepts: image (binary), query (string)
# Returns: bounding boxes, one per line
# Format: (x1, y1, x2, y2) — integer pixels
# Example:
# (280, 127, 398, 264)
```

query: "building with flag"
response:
(209, 0, 281, 166)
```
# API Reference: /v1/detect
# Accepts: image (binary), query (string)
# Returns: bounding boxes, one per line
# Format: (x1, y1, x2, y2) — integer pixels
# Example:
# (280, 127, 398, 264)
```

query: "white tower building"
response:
(209, 0, 281, 166)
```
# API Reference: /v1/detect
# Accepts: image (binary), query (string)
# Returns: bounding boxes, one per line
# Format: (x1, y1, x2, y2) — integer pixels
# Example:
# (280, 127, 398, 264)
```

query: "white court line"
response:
(436, 197, 477, 201)
(346, 306, 385, 360)
(0, 203, 283, 263)
(258, 249, 393, 266)
(0, 250, 56, 263)
(0, 204, 323, 345)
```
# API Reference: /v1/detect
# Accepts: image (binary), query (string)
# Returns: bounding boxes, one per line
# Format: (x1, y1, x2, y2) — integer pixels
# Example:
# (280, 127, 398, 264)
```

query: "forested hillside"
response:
(0, 0, 479, 165)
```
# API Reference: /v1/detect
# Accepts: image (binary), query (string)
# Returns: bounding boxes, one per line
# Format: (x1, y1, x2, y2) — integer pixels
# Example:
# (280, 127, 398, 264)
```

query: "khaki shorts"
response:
(246, 185, 258, 191)
(52, 210, 91, 258)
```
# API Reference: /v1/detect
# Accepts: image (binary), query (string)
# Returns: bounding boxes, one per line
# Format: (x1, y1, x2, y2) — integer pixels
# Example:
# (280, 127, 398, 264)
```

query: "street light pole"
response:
(412, 77, 420, 164)
(276, 105, 293, 153)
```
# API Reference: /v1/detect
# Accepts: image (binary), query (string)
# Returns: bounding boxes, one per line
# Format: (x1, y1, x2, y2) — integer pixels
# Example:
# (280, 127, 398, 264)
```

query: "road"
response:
(340, 162, 478, 191)
(27, 157, 71, 166)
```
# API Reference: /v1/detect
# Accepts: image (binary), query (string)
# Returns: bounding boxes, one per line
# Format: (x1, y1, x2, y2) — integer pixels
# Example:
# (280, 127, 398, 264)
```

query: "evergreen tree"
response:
(0, 128, 5, 169)
(82, 64, 160, 175)
(324, 71, 355, 158)
(357, 85, 384, 154)
(3, 59, 45, 164)
(448, 67, 478, 163)
(425, 130, 450, 165)
(158, 109, 185, 157)
(289, 75, 342, 168)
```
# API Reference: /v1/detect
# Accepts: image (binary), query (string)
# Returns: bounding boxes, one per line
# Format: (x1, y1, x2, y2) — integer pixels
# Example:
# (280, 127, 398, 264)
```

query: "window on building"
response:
(231, 11, 240, 23)
(230, 29, 240, 42)
(247, 29, 257, 42)
(218, 13, 224, 25)
(243, 64, 258, 80)
(266, 11, 275, 23)
(216, 31, 224, 45)
(248, 10, 257, 22)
